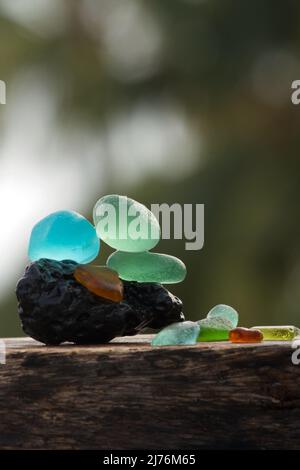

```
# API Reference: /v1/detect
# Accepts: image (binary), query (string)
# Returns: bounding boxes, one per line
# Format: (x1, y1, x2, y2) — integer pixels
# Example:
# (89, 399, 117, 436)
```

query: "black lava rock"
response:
(16, 259, 185, 345)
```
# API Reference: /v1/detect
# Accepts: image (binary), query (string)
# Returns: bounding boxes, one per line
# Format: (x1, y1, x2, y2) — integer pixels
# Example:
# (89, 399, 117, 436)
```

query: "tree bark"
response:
(0, 336, 299, 449)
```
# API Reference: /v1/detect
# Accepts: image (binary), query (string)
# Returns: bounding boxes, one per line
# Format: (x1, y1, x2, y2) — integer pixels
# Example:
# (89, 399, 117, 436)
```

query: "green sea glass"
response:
(152, 321, 200, 346)
(197, 317, 233, 342)
(93, 195, 160, 252)
(207, 304, 239, 328)
(107, 251, 187, 284)
(251, 326, 300, 341)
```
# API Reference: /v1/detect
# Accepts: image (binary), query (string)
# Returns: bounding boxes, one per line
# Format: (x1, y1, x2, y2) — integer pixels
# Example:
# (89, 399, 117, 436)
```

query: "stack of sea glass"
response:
(16, 195, 186, 345)
(94, 195, 187, 284)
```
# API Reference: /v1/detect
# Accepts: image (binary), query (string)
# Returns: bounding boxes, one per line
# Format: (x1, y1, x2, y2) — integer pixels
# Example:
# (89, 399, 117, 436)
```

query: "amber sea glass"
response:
(74, 265, 123, 302)
(229, 327, 263, 343)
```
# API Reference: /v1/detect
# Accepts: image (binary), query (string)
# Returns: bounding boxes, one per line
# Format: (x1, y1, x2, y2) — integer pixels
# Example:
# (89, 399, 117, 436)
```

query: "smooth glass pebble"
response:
(229, 327, 263, 343)
(152, 321, 200, 347)
(93, 195, 160, 252)
(28, 211, 100, 264)
(197, 317, 233, 342)
(74, 265, 123, 302)
(107, 251, 187, 284)
(207, 304, 239, 328)
(251, 325, 300, 341)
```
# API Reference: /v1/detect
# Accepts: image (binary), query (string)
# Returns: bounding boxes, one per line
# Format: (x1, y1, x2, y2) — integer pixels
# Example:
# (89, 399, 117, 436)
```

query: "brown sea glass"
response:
(74, 265, 123, 302)
(229, 327, 263, 343)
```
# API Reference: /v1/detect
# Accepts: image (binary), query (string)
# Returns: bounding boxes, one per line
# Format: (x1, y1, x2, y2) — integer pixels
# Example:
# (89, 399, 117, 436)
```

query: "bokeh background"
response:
(1, 0, 300, 337)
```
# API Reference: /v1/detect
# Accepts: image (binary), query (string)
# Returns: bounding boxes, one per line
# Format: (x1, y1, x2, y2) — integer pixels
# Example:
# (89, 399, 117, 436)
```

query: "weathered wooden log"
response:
(0, 336, 299, 449)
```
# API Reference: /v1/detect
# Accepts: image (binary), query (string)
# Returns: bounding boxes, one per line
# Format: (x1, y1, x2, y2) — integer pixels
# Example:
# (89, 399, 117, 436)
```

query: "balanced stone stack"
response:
(17, 195, 186, 345)
(94, 195, 186, 284)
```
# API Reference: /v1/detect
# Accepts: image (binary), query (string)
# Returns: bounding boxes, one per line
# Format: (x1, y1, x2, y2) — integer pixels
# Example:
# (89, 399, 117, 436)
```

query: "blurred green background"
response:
(1, 0, 300, 337)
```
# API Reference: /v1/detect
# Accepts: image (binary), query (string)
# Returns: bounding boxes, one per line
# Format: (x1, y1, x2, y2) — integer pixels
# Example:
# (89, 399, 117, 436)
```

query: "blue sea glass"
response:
(28, 210, 100, 264)
(152, 321, 200, 346)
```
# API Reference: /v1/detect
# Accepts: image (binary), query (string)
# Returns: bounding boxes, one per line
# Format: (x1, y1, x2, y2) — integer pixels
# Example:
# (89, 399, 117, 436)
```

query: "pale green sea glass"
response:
(251, 325, 300, 341)
(107, 251, 187, 284)
(152, 321, 200, 346)
(207, 304, 239, 328)
(93, 195, 160, 252)
(197, 317, 233, 342)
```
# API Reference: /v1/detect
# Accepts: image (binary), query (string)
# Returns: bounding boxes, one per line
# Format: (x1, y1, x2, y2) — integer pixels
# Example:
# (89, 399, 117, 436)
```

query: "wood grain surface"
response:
(0, 336, 299, 450)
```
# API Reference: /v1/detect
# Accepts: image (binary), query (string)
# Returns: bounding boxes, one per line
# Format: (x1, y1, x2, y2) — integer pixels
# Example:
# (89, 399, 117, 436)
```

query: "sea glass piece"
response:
(93, 194, 160, 252)
(107, 251, 187, 284)
(207, 304, 239, 328)
(229, 327, 263, 343)
(251, 325, 300, 341)
(152, 321, 200, 347)
(28, 211, 100, 264)
(74, 265, 123, 302)
(197, 317, 233, 342)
